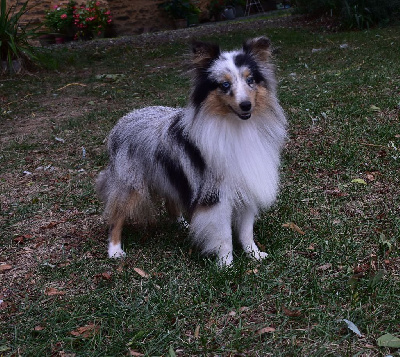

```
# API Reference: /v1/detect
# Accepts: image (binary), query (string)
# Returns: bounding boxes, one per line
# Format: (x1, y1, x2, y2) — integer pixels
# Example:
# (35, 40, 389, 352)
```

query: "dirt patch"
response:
(0, 87, 105, 146)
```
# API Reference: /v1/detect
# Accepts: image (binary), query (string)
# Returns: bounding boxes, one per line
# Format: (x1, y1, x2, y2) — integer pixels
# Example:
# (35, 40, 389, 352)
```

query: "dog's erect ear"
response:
(191, 40, 221, 69)
(243, 37, 272, 62)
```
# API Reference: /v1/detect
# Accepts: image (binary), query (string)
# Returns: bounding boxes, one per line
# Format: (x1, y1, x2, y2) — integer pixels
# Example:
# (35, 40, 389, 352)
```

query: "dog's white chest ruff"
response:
(186, 109, 284, 209)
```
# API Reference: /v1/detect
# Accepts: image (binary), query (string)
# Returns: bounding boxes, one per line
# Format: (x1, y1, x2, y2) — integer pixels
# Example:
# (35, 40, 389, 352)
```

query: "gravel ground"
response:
(65, 14, 304, 50)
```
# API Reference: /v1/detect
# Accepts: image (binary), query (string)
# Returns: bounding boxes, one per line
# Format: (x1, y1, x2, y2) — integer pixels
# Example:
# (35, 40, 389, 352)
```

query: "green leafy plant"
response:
(207, 0, 244, 21)
(207, 0, 225, 20)
(44, 1, 77, 35)
(292, 0, 341, 17)
(158, 0, 200, 20)
(73, 0, 112, 40)
(342, 0, 373, 29)
(292, 0, 400, 29)
(0, 0, 41, 74)
(341, 0, 400, 29)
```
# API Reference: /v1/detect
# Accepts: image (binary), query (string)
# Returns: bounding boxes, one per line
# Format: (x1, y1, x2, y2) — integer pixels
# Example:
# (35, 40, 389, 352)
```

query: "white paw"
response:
(244, 244, 268, 261)
(251, 251, 268, 261)
(217, 251, 234, 267)
(177, 215, 190, 229)
(108, 242, 126, 259)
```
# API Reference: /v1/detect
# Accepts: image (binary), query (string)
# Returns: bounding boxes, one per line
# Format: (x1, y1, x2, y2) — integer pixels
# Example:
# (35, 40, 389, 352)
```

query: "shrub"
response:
(73, 0, 112, 39)
(292, 0, 400, 29)
(292, 0, 341, 17)
(341, 0, 400, 29)
(158, 0, 200, 20)
(0, 0, 42, 74)
(44, 1, 77, 36)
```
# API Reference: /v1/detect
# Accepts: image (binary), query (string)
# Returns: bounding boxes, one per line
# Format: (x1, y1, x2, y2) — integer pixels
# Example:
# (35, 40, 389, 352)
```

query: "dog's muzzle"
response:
(232, 101, 252, 120)
(238, 113, 251, 120)
(238, 101, 252, 120)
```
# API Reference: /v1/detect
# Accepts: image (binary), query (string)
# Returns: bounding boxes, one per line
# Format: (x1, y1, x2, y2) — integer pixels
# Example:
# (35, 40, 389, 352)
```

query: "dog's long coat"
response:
(96, 37, 287, 266)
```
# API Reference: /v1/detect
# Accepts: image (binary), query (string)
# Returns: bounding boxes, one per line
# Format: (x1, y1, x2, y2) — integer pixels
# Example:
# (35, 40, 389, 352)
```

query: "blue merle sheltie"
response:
(96, 36, 287, 266)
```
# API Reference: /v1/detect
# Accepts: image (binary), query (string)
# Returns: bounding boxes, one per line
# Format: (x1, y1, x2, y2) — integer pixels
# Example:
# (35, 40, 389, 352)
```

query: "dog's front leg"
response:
(190, 202, 233, 267)
(235, 207, 268, 261)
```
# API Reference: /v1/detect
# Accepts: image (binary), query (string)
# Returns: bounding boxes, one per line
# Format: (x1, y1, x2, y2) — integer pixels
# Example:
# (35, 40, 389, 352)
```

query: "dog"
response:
(96, 36, 287, 266)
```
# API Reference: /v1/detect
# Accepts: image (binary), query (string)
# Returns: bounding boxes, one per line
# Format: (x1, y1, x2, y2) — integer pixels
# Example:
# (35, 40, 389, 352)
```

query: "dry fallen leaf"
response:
(365, 172, 376, 182)
(14, 234, 33, 244)
(59, 352, 76, 357)
(34, 325, 45, 331)
(0, 264, 12, 272)
(353, 263, 370, 274)
(44, 287, 66, 296)
(282, 222, 305, 235)
(257, 326, 276, 335)
(41, 221, 60, 230)
(282, 306, 302, 317)
(70, 324, 100, 338)
(317, 263, 332, 271)
(340, 319, 363, 337)
(128, 350, 144, 357)
(95, 272, 112, 281)
(194, 325, 200, 339)
(133, 267, 149, 278)
(117, 261, 125, 273)
(102, 272, 112, 280)
(245, 268, 258, 275)
(0, 301, 17, 312)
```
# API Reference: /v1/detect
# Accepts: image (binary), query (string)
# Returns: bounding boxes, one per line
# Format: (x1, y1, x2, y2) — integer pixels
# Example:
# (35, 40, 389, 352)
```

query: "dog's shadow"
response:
(115, 209, 278, 269)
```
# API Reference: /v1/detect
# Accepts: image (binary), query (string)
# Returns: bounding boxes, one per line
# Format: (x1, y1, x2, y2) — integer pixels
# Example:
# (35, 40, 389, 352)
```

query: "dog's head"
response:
(191, 37, 276, 120)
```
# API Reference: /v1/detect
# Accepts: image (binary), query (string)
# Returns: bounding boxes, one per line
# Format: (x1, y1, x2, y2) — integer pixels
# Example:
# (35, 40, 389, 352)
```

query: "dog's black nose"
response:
(239, 101, 252, 112)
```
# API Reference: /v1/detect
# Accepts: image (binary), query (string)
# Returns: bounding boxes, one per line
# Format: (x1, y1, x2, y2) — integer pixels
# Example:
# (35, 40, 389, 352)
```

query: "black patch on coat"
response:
(199, 190, 220, 206)
(191, 70, 219, 109)
(156, 150, 193, 211)
(127, 143, 136, 160)
(234, 53, 265, 84)
(109, 133, 122, 157)
(168, 114, 206, 174)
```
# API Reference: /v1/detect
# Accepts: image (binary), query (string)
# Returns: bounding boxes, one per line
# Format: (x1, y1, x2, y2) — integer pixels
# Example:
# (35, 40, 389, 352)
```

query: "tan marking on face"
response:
(203, 90, 232, 117)
(242, 68, 251, 78)
(203, 78, 260, 117)
(253, 86, 273, 116)
(222, 73, 233, 83)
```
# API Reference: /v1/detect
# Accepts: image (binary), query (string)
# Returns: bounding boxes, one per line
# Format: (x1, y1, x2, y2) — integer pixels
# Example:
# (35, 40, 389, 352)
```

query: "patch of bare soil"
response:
(0, 164, 105, 305)
(0, 86, 104, 146)
(1, 87, 108, 308)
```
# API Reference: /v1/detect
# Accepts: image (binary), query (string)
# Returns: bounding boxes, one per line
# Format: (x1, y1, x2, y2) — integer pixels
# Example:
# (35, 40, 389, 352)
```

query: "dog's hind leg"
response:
(235, 207, 268, 261)
(107, 189, 157, 258)
(166, 198, 189, 229)
(108, 213, 126, 258)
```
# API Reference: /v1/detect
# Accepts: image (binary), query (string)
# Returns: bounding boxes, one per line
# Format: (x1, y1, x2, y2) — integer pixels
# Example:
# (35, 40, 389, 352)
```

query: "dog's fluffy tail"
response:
(96, 168, 155, 225)
(96, 169, 111, 205)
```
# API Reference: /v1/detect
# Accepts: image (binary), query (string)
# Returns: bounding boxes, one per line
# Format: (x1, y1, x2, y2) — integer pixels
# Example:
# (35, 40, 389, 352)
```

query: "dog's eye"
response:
(246, 76, 255, 86)
(220, 81, 231, 91)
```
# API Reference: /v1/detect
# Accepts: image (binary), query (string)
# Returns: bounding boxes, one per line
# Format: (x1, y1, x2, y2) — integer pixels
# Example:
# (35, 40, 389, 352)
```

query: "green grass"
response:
(0, 20, 399, 356)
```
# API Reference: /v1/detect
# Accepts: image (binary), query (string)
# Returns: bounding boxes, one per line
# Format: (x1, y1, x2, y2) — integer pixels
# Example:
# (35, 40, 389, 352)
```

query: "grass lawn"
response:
(1, 17, 399, 356)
